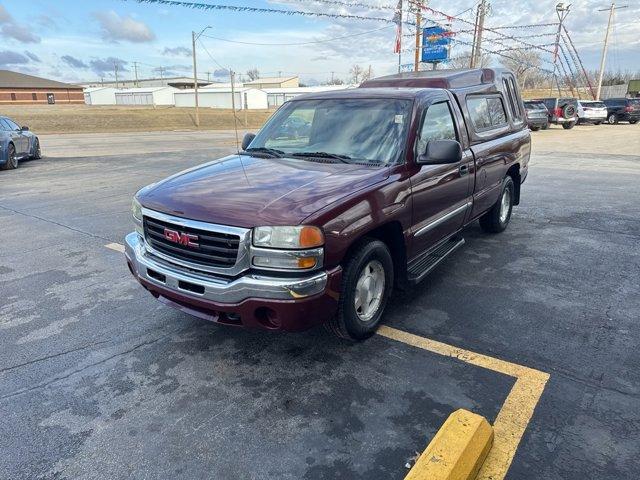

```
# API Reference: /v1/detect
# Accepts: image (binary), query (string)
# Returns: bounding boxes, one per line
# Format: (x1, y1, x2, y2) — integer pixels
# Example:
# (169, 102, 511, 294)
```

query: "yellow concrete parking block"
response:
(405, 409, 493, 480)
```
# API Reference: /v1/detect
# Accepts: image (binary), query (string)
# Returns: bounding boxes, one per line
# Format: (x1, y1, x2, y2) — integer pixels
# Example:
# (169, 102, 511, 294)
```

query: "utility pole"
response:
(230, 70, 239, 150)
(596, 3, 628, 100)
(472, 0, 488, 69)
(330, 71, 335, 83)
(367, 65, 372, 80)
(552, 3, 571, 96)
(133, 62, 139, 87)
(191, 26, 212, 128)
(114, 62, 119, 88)
(158, 67, 165, 86)
(470, 6, 480, 68)
(414, 1, 422, 72)
(206, 71, 211, 83)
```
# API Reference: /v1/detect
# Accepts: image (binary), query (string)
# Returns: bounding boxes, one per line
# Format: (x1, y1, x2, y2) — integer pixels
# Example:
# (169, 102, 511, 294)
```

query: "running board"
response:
(407, 237, 465, 285)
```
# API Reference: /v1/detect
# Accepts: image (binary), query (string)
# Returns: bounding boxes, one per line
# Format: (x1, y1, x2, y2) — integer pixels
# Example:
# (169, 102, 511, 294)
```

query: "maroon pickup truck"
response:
(125, 68, 530, 340)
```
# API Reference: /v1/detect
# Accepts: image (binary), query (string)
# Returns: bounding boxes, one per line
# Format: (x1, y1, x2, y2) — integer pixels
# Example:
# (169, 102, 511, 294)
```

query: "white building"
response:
(84, 86, 179, 106)
(174, 85, 355, 110)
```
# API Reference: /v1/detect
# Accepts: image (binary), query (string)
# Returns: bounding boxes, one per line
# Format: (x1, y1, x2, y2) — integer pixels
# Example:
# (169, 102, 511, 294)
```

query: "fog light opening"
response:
(255, 307, 281, 329)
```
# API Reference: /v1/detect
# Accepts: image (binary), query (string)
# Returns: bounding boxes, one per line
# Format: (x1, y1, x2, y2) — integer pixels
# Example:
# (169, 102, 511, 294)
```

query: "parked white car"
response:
(577, 100, 608, 125)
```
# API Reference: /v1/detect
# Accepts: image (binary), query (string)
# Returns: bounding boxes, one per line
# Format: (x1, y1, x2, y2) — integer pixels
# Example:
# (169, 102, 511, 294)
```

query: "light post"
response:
(192, 26, 212, 127)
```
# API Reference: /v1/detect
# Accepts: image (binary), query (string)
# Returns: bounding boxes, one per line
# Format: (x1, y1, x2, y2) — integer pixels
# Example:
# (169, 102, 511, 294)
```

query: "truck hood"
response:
(139, 154, 389, 228)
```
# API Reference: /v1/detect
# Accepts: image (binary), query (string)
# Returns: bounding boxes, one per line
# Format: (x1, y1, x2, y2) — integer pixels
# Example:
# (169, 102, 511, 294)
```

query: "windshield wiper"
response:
(289, 151, 351, 163)
(242, 147, 285, 158)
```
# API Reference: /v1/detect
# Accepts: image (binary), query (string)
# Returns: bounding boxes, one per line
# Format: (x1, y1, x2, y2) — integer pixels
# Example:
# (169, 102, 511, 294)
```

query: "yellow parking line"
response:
(103, 240, 548, 478)
(105, 243, 125, 253)
(376, 326, 550, 480)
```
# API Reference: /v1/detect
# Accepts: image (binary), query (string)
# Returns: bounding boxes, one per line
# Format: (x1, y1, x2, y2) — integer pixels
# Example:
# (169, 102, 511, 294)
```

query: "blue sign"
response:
(421, 26, 451, 63)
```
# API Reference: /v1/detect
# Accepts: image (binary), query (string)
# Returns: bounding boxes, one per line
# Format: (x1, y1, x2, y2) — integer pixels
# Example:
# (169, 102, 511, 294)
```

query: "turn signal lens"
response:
(297, 257, 317, 269)
(299, 226, 324, 248)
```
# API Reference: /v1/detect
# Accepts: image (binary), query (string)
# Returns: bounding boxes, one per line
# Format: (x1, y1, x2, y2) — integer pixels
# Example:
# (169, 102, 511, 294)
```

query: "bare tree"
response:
(362, 65, 374, 82)
(246, 68, 260, 81)
(349, 64, 364, 84)
(499, 49, 541, 88)
(448, 51, 491, 69)
(326, 78, 344, 85)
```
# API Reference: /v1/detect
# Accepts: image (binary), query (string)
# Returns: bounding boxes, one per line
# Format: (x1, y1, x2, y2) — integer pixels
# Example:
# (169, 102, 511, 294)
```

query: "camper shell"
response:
(360, 68, 528, 144)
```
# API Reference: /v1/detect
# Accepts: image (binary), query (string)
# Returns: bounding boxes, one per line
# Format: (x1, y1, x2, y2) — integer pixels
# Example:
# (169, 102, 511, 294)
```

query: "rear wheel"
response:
(562, 122, 575, 130)
(629, 120, 638, 125)
(326, 239, 394, 340)
(530, 126, 540, 131)
(479, 176, 514, 234)
(541, 123, 549, 130)
(1, 143, 18, 170)
(608, 114, 618, 125)
(594, 121, 602, 125)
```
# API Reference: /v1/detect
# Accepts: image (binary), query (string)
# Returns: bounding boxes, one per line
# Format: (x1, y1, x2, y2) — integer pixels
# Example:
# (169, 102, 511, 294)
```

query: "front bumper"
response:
(124, 232, 341, 331)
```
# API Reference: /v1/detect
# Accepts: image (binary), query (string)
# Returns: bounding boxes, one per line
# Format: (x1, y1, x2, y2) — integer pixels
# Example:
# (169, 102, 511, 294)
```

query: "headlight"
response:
(131, 197, 142, 223)
(253, 226, 324, 249)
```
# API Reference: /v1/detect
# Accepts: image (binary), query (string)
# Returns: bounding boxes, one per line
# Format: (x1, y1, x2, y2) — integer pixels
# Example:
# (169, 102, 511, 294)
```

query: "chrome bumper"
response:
(124, 232, 328, 304)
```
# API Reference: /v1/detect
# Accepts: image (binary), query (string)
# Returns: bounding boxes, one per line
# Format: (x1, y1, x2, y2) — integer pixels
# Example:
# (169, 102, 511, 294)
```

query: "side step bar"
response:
(407, 237, 466, 285)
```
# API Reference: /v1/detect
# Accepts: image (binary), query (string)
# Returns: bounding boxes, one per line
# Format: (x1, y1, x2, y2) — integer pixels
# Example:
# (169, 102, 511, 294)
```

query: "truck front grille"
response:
(143, 216, 240, 269)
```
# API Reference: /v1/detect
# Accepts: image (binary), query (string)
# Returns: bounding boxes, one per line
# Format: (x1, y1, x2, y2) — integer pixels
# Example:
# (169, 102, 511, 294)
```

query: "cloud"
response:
(93, 11, 155, 43)
(36, 14, 59, 30)
(89, 57, 129, 76)
(61, 55, 88, 69)
(0, 50, 30, 67)
(24, 51, 40, 62)
(162, 46, 191, 57)
(0, 5, 41, 43)
(213, 68, 230, 77)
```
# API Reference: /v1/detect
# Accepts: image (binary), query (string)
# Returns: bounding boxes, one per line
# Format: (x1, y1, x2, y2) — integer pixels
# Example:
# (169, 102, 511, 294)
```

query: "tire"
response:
(562, 104, 576, 118)
(530, 126, 540, 131)
(594, 121, 602, 125)
(562, 122, 575, 130)
(608, 114, 618, 125)
(1, 143, 18, 170)
(629, 120, 638, 125)
(31, 138, 41, 159)
(326, 239, 394, 341)
(479, 176, 514, 234)
(541, 123, 549, 130)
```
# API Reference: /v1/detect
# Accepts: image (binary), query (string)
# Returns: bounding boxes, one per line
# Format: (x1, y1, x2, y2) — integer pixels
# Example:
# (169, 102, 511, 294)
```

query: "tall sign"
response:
(421, 26, 452, 64)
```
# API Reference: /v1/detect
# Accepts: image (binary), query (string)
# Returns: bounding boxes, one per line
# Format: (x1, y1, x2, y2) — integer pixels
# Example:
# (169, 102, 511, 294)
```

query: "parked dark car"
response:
(125, 68, 530, 340)
(603, 98, 640, 124)
(534, 97, 578, 129)
(523, 101, 549, 131)
(0, 116, 41, 170)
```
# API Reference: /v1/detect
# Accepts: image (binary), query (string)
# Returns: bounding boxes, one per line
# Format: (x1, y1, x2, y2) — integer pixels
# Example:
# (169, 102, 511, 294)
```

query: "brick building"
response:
(0, 70, 84, 105)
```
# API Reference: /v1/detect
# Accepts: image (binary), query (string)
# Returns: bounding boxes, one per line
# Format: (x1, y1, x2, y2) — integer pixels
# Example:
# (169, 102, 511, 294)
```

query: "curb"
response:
(405, 409, 494, 480)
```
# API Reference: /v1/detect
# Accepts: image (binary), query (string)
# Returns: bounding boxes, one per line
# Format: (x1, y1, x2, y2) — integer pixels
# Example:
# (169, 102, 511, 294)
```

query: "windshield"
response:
(248, 98, 413, 164)
(581, 101, 606, 108)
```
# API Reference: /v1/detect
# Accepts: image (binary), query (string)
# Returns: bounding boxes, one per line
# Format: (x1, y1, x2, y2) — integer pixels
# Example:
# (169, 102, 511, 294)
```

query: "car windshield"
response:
(248, 98, 413, 164)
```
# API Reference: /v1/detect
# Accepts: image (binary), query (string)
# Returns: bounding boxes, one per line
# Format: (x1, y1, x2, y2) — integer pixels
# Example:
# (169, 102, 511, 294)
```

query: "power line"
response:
(200, 25, 393, 46)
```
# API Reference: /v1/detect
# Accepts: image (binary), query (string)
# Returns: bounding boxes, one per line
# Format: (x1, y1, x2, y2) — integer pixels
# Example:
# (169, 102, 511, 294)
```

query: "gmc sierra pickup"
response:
(125, 68, 530, 340)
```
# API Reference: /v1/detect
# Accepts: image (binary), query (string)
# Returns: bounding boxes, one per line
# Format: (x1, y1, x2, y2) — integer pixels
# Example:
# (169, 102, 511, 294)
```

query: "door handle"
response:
(459, 164, 469, 176)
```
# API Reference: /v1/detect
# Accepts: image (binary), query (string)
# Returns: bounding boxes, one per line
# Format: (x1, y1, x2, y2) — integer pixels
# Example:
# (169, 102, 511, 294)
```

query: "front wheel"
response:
(1, 143, 18, 170)
(326, 239, 394, 340)
(31, 138, 41, 159)
(479, 176, 514, 234)
(562, 122, 575, 130)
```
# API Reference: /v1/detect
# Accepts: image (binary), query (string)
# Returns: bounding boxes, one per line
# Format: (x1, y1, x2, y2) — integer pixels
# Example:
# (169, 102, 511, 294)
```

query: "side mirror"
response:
(21, 126, 29, 131)
(241, 132, 255, 151)
(417, 139, 462, 165)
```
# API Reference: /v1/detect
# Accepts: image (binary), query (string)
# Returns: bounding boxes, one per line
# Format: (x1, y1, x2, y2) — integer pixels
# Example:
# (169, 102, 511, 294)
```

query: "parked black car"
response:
(603, 98, 640, 124)
(534, 97, 578, 129)
(523, 101, 549, 131)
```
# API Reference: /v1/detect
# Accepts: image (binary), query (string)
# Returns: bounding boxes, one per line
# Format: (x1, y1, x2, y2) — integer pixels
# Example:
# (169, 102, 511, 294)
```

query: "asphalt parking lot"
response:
(1, 124, 639, 479)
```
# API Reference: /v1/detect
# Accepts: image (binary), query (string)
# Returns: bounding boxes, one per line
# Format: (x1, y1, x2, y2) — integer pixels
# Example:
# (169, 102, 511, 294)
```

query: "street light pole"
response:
(191, 26, 212, 128)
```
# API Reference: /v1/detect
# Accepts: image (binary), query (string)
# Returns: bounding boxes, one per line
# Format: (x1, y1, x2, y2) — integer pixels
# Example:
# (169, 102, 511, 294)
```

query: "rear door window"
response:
(467, 96, 508, 131)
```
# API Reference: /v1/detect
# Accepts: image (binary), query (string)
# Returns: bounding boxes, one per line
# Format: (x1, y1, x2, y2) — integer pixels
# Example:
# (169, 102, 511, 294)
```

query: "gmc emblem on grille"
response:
(163, 228, 199, 248)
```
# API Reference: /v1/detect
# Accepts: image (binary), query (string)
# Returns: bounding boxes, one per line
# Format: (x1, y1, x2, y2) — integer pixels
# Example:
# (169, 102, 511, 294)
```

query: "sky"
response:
(0, 0, 638, 85)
